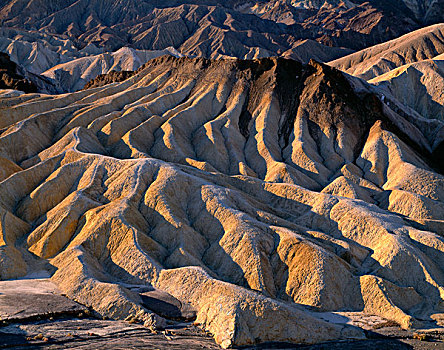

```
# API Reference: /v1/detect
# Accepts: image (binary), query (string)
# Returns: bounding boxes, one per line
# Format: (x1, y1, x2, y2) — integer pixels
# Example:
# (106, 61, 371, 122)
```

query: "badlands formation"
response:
(369, 55, 444, 121)
(0, 0, 438, 56)
(329, 23, 444, 80)
(0, 22, 350, 93)
(330, 24, 444, 122)
(0, 27, 184, 93)
(0, 55, 443, 348)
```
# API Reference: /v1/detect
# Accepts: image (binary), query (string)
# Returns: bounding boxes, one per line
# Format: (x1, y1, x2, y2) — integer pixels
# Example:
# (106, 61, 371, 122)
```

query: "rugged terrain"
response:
(0, 55, 443, 348)
(0, 0, 439, 56)
(329, 23, 444, 80)
(40, 46, 182, 93)
(369, 55, 444, 121)
(1, 0, 442, 95)
(329, 23, 444, 122)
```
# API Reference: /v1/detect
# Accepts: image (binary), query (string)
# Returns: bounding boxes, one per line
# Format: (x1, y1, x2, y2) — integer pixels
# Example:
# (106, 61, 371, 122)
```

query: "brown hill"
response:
(0, 52, 37, 93)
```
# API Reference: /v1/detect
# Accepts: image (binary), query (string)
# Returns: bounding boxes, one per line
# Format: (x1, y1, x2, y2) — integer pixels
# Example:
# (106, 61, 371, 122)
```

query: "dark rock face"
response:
(0, 52, 37, 93)
(139, 289, 196, 321)
(83, 70, 136, 90)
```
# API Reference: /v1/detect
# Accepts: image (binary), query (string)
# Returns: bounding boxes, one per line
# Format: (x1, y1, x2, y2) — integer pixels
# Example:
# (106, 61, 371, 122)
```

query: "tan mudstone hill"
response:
(0, 55, 443, 348)
(329, 23, 444, 80)
(368, 55, 444, 121)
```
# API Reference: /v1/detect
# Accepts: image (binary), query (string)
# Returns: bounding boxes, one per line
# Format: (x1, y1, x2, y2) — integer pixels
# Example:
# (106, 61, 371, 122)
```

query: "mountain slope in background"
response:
(1, 0, 442, 95)
(329, 24, 444, 122)
(0, 0, 437, 55)
(0, 27, 103, 75)
(369, 55, 444, 120)
(0, 56, 443, 348)
(0, 28, 353, 93)
(329, 23, 444, 80)
(41, 46, 182, 92)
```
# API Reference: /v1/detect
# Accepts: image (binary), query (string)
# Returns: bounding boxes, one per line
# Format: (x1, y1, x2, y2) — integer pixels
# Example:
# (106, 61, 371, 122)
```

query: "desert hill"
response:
(369, 55, 444, 121)
(0, 55, 443, 348)
(41, 46, 182, 92)
(329, 23, 444, 80)
(0, 30, 352, 94)
(329, 23, 444, 123)
(0, 28, 182, 92)
(0, 27, 102, 75)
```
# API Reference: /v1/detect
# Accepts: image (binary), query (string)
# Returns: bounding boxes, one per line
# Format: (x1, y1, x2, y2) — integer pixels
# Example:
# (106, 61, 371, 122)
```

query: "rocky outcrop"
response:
(82, 70, 137, 91)
(369, 55, 444, 121)
(0, 56, 443, 347)
(0, 52, 36, 93)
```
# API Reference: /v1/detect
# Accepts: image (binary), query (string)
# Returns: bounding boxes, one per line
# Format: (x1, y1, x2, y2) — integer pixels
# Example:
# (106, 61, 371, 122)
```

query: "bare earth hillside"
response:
(329, 23, 444, 123)
(369, 56, 444, 121)
(0, 0, 431, 54)
(329, 23, 444, 80)
(0, 56, 443, 348)
(40, 46, 182, 93)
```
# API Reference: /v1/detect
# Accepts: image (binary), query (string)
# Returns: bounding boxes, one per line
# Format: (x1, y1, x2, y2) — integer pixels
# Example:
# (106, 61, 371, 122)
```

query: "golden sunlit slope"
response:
(0, 56, 443, 347)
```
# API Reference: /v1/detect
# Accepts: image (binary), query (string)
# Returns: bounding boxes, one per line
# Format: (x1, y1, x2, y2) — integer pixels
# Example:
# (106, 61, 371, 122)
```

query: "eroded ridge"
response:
(0, 55, 443, 348)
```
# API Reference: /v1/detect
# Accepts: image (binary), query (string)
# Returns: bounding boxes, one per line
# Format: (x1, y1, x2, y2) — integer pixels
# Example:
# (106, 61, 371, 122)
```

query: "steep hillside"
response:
(369, 55, 444, 121)
(0, 52, 36, 92)
(0, 56, 443, 347)
(329, 23, 444, 80)
(41, 47, 182, 92)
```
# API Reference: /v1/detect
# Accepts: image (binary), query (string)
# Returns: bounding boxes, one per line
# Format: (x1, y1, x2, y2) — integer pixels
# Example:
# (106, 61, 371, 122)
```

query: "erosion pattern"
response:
(329, 24, 444, 81)
(0, 0, 430, 56)
(329, 24, 444, 122)
(369, 54, 444, 121)
(0, 56, 443, 348)
(0, 52, 36, 93)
